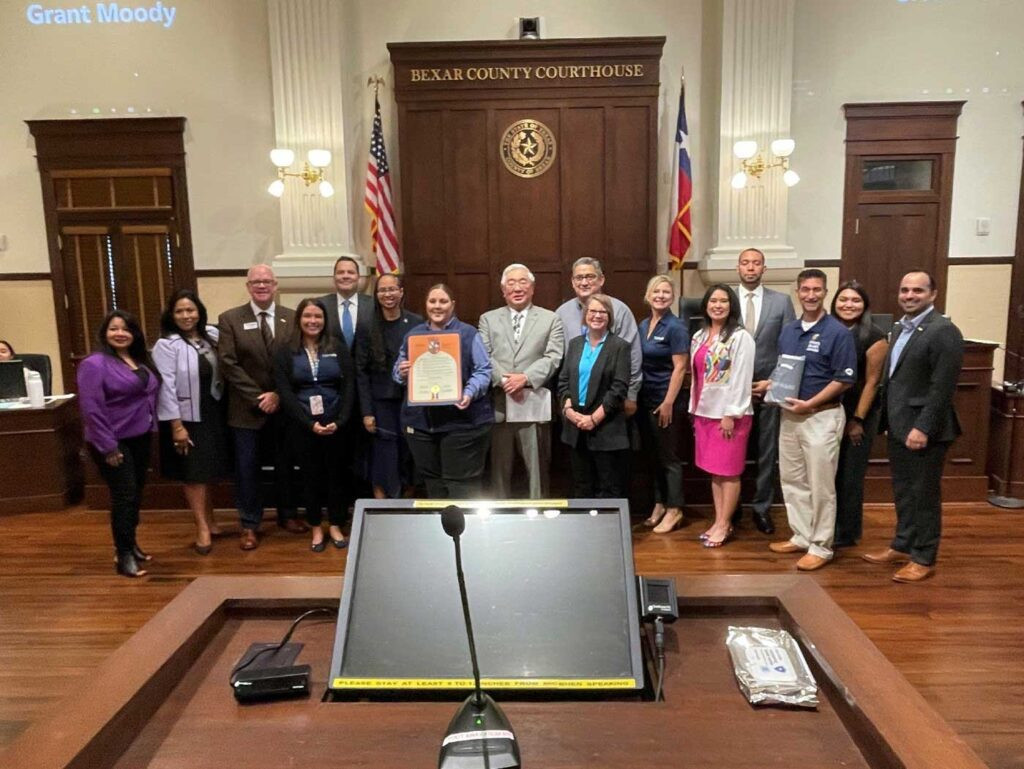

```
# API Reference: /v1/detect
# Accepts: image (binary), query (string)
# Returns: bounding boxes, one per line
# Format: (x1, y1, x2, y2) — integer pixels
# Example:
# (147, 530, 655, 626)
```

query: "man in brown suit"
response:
(218, 264, 304, 549)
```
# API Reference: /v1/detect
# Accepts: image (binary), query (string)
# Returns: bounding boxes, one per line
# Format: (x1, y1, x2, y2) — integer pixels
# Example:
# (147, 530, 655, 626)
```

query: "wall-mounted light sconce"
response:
(267, 148, 334, 198)
(730, 139, 800, 189)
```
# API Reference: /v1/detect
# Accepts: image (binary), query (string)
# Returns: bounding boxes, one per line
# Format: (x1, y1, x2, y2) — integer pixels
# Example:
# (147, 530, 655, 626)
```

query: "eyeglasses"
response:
(586, 309, 609, 317)
(377, 287, 402, 295)
(247, 280, 275, 287)
(572, 274, 600, 284)
(503, 279, 532, 288)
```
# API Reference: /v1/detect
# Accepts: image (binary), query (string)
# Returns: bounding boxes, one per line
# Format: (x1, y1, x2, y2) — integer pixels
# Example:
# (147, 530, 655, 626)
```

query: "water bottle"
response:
(26, 370, 45, 408)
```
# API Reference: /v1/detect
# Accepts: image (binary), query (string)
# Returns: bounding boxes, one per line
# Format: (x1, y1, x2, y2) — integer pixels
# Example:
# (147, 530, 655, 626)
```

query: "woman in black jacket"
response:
(274, 298, 355, 551)
(558, 293, 632, 498)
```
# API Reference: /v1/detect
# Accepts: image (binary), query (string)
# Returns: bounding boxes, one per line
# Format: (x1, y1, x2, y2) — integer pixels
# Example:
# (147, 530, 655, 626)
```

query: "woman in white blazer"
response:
(689, 284, 755, 548)
(152, 289, 229, 555)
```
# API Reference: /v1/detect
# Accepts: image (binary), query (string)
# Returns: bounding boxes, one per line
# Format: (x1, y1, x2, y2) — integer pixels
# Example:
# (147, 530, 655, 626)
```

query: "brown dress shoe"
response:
(861, 548, 909, 565)
(892, 562, 934, 583)
(796, 554, 829, 571)
(769, 541, 802, 554)
(279, 519, 310, 534)
(240, 529, 259, 550)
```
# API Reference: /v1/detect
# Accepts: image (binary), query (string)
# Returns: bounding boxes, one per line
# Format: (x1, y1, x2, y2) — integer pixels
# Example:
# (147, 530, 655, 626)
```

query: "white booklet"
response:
(764, 354, 806, 406)
(506, 386, 552, 423)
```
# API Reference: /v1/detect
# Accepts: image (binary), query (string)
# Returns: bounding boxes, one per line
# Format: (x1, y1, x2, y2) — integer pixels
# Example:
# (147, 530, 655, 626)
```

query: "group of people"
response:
(75, 250, 963, 585)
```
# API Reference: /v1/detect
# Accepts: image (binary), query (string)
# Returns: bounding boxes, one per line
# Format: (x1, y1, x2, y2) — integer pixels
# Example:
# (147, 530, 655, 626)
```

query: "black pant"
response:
(295, 428, 347, 527)
(232, 414, 298, 531)
(834, 408, 881, 545)
(91, 433, 151, 555)
(888, 436, 950, 566)
(750, 399, 781, 515)
(405, 425, 491, 499)
(636, 400, 684, 507)
(570, 443, 629, 498)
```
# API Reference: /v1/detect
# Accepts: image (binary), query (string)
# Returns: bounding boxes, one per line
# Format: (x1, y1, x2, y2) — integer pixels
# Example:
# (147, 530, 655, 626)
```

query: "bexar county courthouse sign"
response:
(409, 63, 648, 83)
(25, 2, 178, 28)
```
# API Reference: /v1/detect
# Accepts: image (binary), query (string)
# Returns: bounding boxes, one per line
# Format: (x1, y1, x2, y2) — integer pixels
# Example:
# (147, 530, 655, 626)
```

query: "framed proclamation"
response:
(407, 332, 462, 405)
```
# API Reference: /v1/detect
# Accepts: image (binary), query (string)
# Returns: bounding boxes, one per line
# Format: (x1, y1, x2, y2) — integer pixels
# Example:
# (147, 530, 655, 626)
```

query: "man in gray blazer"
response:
(734, 248, 796, 534)
(218, 264, 303, 549)
(863, 270, 963, 583)
(479, 264, 565, 498)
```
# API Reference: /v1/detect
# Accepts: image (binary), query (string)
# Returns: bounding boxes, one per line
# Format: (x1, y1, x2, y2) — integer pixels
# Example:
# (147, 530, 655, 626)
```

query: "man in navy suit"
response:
(733, 248, 795, 534)
(863, 270, 963, 583)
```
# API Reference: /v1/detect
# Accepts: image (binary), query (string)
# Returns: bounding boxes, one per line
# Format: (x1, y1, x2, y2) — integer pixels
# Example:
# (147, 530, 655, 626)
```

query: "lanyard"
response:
(304, 347, 320, 382)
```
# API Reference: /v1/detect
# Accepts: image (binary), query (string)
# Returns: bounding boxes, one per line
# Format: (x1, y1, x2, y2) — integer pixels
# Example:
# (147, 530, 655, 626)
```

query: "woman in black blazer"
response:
(274, 298, 355, 551)
(558, 293, 632, 498)
(355, 273, 423, 498)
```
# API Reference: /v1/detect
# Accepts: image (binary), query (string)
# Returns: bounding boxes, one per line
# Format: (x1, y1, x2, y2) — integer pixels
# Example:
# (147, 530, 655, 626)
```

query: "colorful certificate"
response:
(407, 332, 462, 405)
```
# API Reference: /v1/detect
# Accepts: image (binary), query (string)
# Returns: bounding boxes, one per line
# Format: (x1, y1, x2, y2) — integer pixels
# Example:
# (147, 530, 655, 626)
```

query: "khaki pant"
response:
(779, 407, 845, 559)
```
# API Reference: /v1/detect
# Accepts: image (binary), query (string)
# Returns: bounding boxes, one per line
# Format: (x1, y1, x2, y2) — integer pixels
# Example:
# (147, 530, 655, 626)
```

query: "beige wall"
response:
(0, 280, 63, 392)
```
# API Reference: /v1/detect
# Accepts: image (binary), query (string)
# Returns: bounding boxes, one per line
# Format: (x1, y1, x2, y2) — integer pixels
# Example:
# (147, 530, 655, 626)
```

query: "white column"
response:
(702, 0, 800, 282)
(267, 0, 357, 281)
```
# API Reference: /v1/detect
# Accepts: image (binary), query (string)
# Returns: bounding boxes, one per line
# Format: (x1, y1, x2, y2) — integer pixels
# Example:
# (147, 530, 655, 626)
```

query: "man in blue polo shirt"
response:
(769, 269, 856, 571)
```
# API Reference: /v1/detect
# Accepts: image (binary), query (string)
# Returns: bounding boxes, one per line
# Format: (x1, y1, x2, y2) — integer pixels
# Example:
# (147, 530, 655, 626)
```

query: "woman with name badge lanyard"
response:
(274, 298, 355, 551)
(689, 285, 755, 548)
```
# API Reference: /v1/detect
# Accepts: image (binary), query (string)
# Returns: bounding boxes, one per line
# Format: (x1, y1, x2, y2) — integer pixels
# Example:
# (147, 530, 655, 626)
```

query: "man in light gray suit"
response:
(479, 264, 565, 498)
(734, 248, 796, 534)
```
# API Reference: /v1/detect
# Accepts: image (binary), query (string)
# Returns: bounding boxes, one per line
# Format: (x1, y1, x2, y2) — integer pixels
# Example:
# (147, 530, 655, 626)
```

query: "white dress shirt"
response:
(736, 283, 764, 333)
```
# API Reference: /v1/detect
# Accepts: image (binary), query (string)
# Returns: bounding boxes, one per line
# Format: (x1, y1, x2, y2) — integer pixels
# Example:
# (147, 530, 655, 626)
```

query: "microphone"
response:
(438, 506, 520, 769)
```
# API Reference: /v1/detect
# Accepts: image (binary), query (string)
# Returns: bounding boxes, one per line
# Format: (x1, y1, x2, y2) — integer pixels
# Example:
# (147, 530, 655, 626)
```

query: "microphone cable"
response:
(653, 616, 667, 702)
(229, 607, 336, 685)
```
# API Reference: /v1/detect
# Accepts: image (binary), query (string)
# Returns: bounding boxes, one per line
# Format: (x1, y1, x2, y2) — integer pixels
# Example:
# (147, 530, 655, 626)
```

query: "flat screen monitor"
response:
(0, 360, 27, 400)
(328, 499, 644, 694)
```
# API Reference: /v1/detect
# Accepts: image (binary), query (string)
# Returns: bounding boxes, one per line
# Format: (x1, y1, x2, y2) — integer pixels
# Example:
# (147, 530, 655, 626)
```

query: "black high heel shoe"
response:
(132, 544, 153, 562)
(116, 552, 149, 578)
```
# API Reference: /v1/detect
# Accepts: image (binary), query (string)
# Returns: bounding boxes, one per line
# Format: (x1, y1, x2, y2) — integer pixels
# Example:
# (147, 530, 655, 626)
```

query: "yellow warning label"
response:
(330, 677, 637, 690)
(411, 499, 570, 509)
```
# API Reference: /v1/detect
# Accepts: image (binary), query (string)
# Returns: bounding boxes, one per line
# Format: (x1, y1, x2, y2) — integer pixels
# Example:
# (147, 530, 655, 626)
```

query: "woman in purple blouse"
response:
(77, 310, 160, 577)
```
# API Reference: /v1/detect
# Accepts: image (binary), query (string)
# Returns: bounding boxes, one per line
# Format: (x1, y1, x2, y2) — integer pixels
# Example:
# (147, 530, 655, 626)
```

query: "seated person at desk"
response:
(0, 340, 13, 360)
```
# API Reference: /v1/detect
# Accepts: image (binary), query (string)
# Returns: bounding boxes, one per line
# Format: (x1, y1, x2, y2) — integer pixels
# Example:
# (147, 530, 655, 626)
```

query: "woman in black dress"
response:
(152, 289, 229, 555)
(355, 273, 422, 498)
(274, 298, 355, 551)
(831, 281, 889, 547)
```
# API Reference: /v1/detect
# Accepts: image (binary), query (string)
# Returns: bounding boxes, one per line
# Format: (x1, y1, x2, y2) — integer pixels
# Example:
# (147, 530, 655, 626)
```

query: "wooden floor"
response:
(0, 502, 1022, 768)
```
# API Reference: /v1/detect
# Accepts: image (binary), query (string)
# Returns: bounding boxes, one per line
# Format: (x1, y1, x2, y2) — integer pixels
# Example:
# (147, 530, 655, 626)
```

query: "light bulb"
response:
(782, 169, 800, 187)
(318, 180, 335, 198)
(269, 148, 295, 168)
(770, 138, 795, 157)
(307, 149, 332, 168)
(733, 140, 758, 160)
(268, 179, 285, 197)
(730, 171, 748, 190)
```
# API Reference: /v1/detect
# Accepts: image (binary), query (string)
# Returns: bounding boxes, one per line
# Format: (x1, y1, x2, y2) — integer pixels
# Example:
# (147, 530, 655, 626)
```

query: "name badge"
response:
(309, 395, 324, 416)
(806, 340, 821, 353)
(654, 336, 665, 341)
(243, 321, 259, 330)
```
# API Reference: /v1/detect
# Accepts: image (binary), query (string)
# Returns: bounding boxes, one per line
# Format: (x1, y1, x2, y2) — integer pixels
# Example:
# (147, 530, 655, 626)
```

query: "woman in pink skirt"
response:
(689, 285, 755, 547)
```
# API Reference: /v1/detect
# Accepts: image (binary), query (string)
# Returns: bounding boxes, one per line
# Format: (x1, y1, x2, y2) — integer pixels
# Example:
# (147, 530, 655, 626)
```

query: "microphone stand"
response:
(452, 534, 484, 707)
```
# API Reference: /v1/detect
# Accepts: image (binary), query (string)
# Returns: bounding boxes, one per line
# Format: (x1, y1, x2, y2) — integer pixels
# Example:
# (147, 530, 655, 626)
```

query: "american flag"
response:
(365, 95, 401, 274)
(668, 77, 692, 269)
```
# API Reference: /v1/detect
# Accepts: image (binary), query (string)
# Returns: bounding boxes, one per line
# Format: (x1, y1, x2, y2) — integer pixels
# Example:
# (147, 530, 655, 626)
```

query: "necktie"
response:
(259, 311, 273, 349)
(745, 293, 757, 335)
(342, 299, 355, 348)
(512, 312, 523, 344)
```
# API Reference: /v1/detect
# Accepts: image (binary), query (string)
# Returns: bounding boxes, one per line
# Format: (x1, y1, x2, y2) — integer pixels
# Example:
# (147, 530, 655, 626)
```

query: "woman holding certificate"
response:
(274, 298, 355, 551)
(558, 294, 632, 498)
(394, 284, 493, 499)
(689, 285, 755, 547)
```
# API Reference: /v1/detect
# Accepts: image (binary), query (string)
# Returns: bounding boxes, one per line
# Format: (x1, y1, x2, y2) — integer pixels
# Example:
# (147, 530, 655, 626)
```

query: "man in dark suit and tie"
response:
(478, 264, 564, 498)
(318, 255, 375, 503)
(217, 264, 303, 549)
(733, 248, 795, 534)
(863, 270, 963, 583)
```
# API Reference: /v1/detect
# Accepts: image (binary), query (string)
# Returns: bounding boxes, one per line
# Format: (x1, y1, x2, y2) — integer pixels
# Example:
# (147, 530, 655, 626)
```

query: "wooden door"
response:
(847, 202, 940, 315)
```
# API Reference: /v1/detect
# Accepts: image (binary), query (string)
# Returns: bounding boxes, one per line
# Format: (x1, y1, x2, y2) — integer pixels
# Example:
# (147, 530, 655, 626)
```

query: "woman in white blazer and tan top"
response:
(151, 289, 229, 555)
(689, 284, 755, 548)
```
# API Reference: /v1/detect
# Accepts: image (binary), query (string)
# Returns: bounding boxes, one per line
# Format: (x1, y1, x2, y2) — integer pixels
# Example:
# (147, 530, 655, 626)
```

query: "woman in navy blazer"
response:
(558, 294, 631, 498)
(152, 289, 229, 556)
(274, 298, 355, 551)
(77, 310, 160, 578)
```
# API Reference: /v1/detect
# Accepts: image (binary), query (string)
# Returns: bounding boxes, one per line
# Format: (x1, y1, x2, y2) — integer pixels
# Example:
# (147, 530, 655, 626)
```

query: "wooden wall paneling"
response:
(400, 109, 447, 275)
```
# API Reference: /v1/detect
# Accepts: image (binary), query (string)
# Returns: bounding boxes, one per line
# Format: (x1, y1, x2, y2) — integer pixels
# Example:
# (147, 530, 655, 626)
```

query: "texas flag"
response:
(668, 80, 692, 269)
